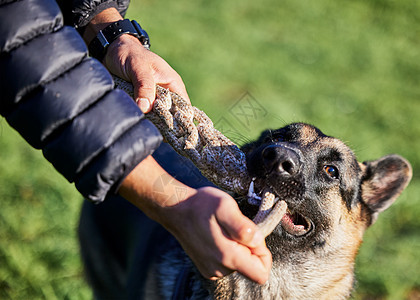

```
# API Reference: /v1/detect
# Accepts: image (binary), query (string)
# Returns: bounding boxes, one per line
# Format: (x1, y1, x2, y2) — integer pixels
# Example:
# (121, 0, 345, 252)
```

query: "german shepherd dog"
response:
(79, 123, 412, 299)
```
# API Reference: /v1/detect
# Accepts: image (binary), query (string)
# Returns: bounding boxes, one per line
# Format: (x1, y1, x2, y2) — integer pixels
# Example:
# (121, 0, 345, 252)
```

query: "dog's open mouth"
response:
(280, 209, 312, 236)
(248, 180, 312, 237)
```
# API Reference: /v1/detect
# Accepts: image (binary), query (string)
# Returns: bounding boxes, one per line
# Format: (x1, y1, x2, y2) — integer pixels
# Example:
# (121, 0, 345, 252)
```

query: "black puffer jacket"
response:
(0, 0, 162, 203)
(56, 0, 130, 32)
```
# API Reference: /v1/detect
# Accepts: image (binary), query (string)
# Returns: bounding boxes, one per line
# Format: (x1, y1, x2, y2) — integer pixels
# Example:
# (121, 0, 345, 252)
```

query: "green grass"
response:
(1, 0, 419, 298)
(0, 123, 90, 299)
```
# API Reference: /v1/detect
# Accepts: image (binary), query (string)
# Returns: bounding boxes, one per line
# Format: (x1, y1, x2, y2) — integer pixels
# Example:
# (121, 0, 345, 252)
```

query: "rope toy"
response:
(113, 76, 287, 237)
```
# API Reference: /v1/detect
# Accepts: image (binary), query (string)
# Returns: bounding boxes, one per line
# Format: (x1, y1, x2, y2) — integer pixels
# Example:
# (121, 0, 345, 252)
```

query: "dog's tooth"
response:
(247, 179, 263, 205)
(247, 180, 255, 197)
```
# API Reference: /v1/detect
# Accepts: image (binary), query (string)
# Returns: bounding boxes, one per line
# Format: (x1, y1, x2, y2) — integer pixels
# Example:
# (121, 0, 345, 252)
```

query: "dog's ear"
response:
(360, 154, 412, 225)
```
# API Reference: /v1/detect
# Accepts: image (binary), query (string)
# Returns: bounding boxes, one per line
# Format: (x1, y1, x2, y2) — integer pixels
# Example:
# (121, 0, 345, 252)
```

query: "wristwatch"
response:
(88, 19, 150, 61)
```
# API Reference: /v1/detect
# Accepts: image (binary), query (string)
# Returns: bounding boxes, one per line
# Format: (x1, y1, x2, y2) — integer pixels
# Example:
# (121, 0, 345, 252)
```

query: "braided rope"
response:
(113, 76, 287, 236)
(115, 77, 250, 194)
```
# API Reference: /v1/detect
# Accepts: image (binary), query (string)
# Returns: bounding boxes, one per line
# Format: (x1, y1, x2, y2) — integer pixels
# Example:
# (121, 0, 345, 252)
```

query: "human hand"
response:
(84, 7, 189, 113)
(119, 157, 272, 284)
(158, 186, 272, 284)
(104, 34, 190, 113)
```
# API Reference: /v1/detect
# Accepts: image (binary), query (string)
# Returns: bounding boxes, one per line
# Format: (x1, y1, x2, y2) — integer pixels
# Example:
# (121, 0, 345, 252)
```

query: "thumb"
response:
(133, 72, 156, 113)
(216, 199, 264, 248)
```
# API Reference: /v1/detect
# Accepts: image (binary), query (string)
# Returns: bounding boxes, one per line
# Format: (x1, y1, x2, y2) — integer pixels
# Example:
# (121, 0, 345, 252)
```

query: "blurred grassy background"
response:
(1, 0, 419, 299)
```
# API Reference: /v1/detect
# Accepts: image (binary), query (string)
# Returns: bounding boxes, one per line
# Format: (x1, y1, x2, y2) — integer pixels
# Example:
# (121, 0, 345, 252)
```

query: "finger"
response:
(154, 67, 190, 104)
(161, 80, 190, 104)
(231, 243, 272, 284)
(191, 252, 233, 280)
(182, 238, 234, 280)
(209, 213, 271, 284)
(185, 254, 233, 281)
(251, 243, 272, 275)
(216, 200, 264, 248)
(132, 72, 156, 113)
(206, 268, 232, 281)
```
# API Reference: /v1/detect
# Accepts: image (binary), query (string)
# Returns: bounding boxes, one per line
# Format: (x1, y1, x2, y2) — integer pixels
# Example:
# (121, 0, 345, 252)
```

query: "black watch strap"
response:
(89, 19, 150, 61)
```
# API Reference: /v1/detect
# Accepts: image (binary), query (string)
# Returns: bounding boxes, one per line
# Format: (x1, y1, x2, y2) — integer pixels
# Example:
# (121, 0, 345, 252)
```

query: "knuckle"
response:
(217, 195, 235, 211)
(236, 225, 254, 242)
(173, 73, 184, 85)
(138, 78, 155, 90)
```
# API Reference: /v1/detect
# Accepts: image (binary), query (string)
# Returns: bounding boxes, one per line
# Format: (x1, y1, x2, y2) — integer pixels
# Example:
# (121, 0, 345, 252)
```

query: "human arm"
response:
(55, 1, 189, 111)
(119, 156, 271, 284)
(65, 2, 272, 283)
(82, 7, 272, 283)
(0, 0, 272, 283)
(82, 7, 189, 112)
(0, 0, 161, 202)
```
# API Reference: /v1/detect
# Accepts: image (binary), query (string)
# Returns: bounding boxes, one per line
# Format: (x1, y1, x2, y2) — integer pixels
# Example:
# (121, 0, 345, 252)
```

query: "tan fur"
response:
(210, 124, 411, 299)
(146, 123, 412, 300)
(298, 125, 318, 145)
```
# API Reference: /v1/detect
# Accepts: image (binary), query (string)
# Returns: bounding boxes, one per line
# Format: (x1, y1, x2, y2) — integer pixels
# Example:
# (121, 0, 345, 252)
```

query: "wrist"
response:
(118, 156, 197, 224)
(89, 19, 151, 62)
(104, 32, 144, 61)
(83, 7, 123, 44)
(154, 188, 198, 233)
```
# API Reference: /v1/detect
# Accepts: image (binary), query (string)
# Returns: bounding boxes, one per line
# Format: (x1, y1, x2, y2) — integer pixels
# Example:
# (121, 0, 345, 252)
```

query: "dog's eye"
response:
(324, 165, 339, 179)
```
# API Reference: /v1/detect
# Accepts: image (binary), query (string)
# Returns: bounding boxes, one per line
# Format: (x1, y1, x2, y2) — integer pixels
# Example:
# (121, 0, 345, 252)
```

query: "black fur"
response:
(144, 123, 412, 299)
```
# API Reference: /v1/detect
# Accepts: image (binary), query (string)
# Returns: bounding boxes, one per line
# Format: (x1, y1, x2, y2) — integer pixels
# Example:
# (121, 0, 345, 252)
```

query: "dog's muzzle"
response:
(262, 145, 301, 177)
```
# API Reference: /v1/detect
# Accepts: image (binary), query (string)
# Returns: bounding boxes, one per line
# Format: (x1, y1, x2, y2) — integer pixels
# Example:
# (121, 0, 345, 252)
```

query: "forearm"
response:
(119, 158, 271, 284)
(118, 155, 196, 227)
(76, 4, 272, 283)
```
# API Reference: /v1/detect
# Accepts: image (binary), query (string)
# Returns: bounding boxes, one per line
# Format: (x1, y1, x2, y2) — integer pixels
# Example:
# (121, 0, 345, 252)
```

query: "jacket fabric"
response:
(56, 0, 130, 32)
(78, 143, 215, 299)
(0, 0, 162, 203)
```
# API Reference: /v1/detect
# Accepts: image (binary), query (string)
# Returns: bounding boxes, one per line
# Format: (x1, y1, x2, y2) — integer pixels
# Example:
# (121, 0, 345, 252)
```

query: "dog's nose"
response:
(262, 145, 300, 176)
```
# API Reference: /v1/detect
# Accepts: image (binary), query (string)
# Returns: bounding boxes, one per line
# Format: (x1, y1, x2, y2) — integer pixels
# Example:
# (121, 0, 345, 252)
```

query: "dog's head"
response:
(241, 123, 412, 261)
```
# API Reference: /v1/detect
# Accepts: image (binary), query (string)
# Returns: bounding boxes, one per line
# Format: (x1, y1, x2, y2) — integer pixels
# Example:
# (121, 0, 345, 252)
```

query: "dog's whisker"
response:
(268, 129, 274, 143)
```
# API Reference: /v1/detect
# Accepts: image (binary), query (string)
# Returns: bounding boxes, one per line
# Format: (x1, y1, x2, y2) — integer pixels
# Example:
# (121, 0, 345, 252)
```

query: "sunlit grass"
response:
(1, 0, 419, 298)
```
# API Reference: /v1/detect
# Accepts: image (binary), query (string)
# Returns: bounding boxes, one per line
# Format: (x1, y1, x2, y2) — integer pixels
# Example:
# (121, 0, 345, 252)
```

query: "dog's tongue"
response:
(280, 212, 307, 236)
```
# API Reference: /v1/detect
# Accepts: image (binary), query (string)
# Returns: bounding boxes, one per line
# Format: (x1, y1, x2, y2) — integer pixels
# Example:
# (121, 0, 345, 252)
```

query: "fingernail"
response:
(251, 230, 264, 247)
(137, 98, 151, 112)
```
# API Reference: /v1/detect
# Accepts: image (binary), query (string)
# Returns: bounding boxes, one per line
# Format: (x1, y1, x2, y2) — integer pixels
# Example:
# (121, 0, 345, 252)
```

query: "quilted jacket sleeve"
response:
(56, 0, 130, 31)
(0, 0, 162, 203)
